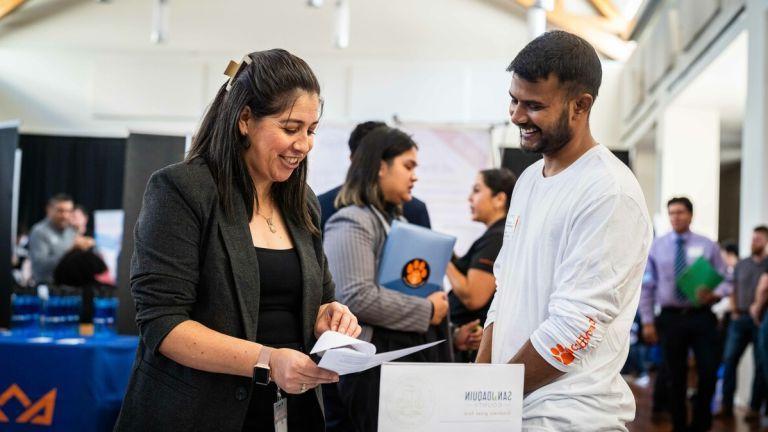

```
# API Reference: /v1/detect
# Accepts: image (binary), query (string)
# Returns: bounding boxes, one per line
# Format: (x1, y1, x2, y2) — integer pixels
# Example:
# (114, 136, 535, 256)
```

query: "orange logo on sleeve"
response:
(550, 344, 575, 365)
(0, 384, 57, 426)
(550, 318, 597, 366)
(402, 259, 430, 288)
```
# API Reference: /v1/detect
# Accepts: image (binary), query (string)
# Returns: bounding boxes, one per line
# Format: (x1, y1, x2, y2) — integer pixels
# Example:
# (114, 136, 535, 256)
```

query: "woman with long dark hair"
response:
(323, 126, 449, 431)
(115, 49, 361, 431)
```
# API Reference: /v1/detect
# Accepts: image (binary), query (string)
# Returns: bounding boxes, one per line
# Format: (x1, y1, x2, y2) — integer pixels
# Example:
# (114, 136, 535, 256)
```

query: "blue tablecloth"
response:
(0, 333, 137, 431)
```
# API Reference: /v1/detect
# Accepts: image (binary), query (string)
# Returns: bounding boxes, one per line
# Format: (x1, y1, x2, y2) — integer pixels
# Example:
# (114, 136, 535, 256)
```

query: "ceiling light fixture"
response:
(335, 0, 350, 49)
(151, 0, 169, 44)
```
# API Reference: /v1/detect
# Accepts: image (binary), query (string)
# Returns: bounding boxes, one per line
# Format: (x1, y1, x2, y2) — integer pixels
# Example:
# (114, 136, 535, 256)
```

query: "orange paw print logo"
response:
(550, 344, 575, 366)
(402, 259, 430, 288)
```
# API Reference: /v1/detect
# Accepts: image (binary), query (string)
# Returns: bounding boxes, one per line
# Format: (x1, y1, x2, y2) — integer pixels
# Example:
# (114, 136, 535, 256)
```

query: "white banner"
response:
(308, 125, 493, 255)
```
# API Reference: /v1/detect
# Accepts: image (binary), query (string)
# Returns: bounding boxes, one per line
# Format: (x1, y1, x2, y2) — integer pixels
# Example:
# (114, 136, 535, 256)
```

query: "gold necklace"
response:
(256, 206, 277, 234)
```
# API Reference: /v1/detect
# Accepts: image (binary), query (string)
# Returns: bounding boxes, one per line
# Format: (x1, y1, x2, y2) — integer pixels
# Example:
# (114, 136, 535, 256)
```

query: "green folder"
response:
(676, 256, 724, 305)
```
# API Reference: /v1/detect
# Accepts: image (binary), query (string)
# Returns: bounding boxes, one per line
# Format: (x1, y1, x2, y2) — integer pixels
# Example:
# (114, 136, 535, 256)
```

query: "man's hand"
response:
(696, 287, 719, 306)
(642, 323, 658, 345)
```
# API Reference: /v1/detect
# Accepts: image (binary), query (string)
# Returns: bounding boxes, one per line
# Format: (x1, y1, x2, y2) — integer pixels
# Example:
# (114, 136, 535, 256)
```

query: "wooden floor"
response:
(626, 374, 768, 432)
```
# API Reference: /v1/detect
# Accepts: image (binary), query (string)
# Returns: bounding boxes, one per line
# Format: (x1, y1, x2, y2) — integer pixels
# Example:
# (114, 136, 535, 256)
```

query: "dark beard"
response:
(519, 107, 572, 156)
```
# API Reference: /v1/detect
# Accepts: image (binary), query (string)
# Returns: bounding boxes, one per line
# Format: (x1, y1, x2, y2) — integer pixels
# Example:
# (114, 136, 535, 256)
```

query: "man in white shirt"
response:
(476, 30, 653, 430)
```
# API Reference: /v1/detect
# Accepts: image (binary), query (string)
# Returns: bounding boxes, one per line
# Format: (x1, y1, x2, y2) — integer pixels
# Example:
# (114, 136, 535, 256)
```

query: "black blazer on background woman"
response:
(114, 159, 334, 432)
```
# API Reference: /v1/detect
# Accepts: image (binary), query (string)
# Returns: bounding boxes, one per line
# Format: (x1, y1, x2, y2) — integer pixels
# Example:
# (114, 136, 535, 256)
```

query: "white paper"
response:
(379, 363, 524, 432)
(310, 331, 443, 375)
(310, 330, 376, 356)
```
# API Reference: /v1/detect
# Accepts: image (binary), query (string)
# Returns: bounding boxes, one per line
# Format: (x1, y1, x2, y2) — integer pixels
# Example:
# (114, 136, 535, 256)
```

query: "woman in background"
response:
(323, 126, 449, 431)
(447, 168, 516, 362)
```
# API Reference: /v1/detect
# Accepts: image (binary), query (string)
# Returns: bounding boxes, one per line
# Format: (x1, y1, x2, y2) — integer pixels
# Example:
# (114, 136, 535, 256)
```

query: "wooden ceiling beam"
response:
(588, 0, 623, 23)
(0, 0, 28, 20)
(513, 0, 634, 61)
(546, 8, 633, 60)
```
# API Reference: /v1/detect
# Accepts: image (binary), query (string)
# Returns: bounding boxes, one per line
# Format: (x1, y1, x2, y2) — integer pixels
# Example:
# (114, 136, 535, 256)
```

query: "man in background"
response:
(28, 194, 94, 284)
(318, 121, 431, 231)
(718, 226, 768, 421)
(641, 197, 728, 432)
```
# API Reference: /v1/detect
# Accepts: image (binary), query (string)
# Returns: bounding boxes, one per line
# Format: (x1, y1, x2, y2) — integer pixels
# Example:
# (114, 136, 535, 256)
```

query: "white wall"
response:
(0, 0, 623, 145)
(0, 0, 529, 136)
(657, 106, 721, 238)
(0, 49, 523, 136)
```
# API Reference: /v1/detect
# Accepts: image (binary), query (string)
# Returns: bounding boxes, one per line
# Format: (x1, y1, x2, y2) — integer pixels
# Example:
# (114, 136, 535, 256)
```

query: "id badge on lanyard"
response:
(274, 387, 288, 432)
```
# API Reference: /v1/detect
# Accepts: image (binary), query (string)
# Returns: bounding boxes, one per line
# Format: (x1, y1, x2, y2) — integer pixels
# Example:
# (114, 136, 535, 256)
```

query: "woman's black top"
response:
(253, 247, 303, 345)
(242, 247, 323, 432)
(448, 218, 506, 326)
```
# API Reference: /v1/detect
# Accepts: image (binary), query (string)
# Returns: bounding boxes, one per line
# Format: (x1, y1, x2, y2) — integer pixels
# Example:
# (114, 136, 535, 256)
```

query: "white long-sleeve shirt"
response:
(486, 145, 652, 431)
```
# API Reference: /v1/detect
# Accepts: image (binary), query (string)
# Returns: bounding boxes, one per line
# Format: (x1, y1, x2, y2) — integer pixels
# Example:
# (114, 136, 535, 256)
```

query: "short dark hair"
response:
(336, 126, 418, 214)
(721, 240, 739, 256)
(47, 193, 73, 207)
(667, 197, 693, 214)
(755, 225, 768, 237)
(349, 121, 386, 154)
(480, 168, 517, 210)
(507, 30, 602, 100)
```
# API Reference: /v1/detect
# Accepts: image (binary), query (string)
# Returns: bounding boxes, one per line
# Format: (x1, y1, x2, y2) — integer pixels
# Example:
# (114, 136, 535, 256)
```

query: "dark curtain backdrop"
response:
(18, 134, 126, 236)
(117, 133, 186, 334)
(501, 148, 631, 177)
(0, 126, 19, 328)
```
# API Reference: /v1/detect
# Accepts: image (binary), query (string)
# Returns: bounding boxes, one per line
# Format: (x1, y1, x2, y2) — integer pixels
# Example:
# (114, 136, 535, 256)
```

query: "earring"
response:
(241, 134, 250, 149)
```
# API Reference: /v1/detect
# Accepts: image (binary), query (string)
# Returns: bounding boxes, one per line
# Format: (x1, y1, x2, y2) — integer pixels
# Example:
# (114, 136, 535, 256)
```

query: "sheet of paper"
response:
(310, 331, 376, 356)
(315, 338, 444, 375)
(379, 363, 524, 432)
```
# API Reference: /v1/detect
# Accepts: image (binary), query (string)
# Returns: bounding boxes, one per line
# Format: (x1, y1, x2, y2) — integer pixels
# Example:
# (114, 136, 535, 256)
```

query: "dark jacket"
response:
(318, 185, 431, 232)
(114, 159, 334, 432)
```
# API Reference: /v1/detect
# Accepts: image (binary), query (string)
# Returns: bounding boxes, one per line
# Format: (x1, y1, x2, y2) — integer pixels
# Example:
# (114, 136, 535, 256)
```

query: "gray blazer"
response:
(114, 159, 334, 432)
(323, 205, 431, 342)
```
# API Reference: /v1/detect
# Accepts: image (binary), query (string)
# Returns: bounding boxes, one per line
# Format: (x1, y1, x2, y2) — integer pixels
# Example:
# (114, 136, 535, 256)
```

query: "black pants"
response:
(242, 342, 324, 432)
(241, 381, 324, 432)
(658, 308, 719, 432)
(333, 327, 441, 432)
(652, 348, 670, 412)
(323, 382, 352, 432)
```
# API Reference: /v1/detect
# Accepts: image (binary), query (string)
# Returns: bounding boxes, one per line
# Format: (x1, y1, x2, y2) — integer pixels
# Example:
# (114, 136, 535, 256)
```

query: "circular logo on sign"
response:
(382, 375, 435, 428)
(402, 259, 430, 288)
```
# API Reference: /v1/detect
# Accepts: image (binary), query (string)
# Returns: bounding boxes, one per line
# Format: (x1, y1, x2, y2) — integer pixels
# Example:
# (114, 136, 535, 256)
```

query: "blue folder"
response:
(377, 220, 457, 297)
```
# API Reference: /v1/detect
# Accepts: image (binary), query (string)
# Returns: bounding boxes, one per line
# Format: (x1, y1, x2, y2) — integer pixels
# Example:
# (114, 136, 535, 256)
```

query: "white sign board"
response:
(379, 363, 523, 432)
(93, 209, 124, 283)
(308, 125, 492, 256)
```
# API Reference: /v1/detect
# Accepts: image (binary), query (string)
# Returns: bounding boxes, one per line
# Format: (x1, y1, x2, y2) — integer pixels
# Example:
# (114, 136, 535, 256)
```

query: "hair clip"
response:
(224, 55, 253, 91)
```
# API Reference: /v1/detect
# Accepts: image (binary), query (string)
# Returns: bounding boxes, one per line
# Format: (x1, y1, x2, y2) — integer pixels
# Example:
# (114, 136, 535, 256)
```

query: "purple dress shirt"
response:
(639, 230, 728, 324)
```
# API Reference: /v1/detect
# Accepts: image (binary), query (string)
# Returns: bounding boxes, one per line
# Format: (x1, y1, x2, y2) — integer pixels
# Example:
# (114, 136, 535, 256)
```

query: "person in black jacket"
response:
(115, 49, 361, 432)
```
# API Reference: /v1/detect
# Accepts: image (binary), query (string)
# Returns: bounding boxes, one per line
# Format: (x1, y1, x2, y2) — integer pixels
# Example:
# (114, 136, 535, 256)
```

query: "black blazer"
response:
(114, 159, 334, 432)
